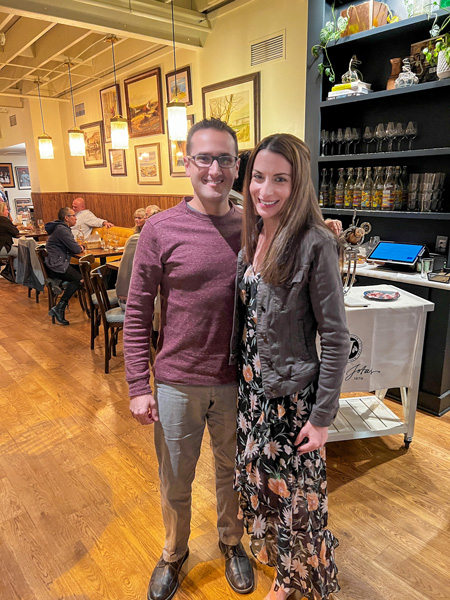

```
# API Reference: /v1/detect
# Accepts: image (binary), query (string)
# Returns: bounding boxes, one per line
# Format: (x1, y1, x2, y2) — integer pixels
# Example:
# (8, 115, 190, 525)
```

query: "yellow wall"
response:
(0, 0, 308, 196)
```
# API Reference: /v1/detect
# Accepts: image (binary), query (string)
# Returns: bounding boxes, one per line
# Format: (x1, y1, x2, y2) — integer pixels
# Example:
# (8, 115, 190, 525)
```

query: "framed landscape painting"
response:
(0, 163, 15, 188)
(80, 121, 106, 168)
(109, 149, 127, 176)
(167, 114, 195, 177)
(135, 143, 162, 185)
(202, 72, 260, 151)
(15, 166, 31, 189)
(165, 66, 192, 105)
(124, 68, 164, 138)
(100, 83, 122, 143)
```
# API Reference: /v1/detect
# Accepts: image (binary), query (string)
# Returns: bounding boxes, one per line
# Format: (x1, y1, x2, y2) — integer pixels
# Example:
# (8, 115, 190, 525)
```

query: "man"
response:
(45, 207, 84, 325)
(71, 197, 114, 238)
(124, 119, 254, 600)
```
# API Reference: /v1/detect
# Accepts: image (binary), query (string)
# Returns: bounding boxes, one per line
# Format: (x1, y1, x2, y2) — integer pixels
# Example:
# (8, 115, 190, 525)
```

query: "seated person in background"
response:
(71, 197, 114, 239)
(45, 207, 84, 326)
(0, 201, 19, 282)
(145, 204, 162, 220)
(133, 208, 146, 233)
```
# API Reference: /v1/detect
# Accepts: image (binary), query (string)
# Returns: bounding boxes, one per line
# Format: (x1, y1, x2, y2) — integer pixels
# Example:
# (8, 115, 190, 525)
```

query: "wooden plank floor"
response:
(0, 277, 449, 600)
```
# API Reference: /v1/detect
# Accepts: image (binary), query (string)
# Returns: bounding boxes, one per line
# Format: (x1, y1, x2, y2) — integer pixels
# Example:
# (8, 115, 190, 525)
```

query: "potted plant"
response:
(423, 2, 450, 79)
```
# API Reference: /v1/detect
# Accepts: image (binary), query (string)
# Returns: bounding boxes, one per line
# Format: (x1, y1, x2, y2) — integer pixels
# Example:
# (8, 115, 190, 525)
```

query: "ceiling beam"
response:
(0, 0, 210, 48)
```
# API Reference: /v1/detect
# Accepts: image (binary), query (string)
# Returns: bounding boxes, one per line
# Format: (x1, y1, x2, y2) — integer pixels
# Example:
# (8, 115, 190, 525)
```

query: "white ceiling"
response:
(0, 0, 239, 108)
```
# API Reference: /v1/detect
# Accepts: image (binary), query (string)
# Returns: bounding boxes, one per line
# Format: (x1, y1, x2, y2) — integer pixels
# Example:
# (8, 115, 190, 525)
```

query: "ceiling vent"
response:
(251, 31, 285, 67)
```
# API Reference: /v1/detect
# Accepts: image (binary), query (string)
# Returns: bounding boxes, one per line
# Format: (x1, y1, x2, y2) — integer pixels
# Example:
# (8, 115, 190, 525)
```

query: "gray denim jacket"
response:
(229, 225, 350, 428)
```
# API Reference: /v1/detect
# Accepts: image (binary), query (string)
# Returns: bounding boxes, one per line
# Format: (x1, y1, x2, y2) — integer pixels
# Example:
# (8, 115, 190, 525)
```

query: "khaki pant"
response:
(154, 381, 243, 562)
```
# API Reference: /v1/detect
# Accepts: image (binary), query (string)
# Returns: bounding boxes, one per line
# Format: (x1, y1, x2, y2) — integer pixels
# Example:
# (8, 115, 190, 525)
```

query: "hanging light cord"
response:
(171, 0, 178, 97)
(67, 62, 77, 127)
(111, 38, 118, 88)
(37, 80, 46, 134)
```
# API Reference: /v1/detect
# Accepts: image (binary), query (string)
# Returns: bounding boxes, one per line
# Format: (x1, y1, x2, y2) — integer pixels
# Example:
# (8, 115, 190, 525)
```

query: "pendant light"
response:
(66, 61, 86, 157)
(36, 79, 54, 159)
(108, 35, 129, 149)
(167, 0, 187, 141)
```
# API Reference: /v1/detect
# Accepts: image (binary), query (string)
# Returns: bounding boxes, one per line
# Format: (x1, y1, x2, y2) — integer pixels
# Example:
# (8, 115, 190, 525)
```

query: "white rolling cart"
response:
(327, 285, 434, 448)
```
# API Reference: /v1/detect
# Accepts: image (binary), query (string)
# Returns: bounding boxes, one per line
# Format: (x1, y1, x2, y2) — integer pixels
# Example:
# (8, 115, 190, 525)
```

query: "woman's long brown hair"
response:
(242, 133, 328, 285)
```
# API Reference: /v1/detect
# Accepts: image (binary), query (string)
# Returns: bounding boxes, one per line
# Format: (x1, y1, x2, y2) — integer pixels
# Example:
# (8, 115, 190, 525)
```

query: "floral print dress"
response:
(235, 264, 340, 599)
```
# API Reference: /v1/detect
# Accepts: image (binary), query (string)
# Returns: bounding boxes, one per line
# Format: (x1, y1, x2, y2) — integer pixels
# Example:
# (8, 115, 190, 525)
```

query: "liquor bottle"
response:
(401, 166, 408, 210)
(76, 225, 85, 244)
(393, 166, 403, 210)
(318, 168, 329, 208)
(353, 167, 364, 209)
(361, 167, 373, 209)
(335, 168, 345, 208)
(344, 168, 355, 208)
(372, 166, 383, 210)
(328, 168, 336, 208)
(382, 166, 395, 210)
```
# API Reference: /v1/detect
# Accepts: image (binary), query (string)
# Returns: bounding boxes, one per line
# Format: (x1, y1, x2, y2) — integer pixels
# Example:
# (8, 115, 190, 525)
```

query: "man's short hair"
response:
(186, 118, 238, 156)
(58, 207, 72, 221)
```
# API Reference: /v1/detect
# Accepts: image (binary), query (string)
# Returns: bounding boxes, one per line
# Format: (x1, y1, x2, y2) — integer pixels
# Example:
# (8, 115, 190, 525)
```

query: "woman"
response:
(231, 134, 350, 600)
(45, 207, 84, 326)
(133, 208, 146, 233)
(0, 201, 19, 282)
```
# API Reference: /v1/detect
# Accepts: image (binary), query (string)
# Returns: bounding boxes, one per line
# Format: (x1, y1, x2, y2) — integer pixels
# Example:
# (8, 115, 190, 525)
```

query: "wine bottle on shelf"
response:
(319, 168, 329, 208)
(353, 167, 364, 209)
(328, 168, 336, 208)
(393, 166, 403, 210)
(361, 167, 373, 210)
(335, 168, 345, 208)
(372, 166, 384, 210)
(344, 168, 355, 208)
(382, 166, 395, 211)
(401, 166, 408, 210)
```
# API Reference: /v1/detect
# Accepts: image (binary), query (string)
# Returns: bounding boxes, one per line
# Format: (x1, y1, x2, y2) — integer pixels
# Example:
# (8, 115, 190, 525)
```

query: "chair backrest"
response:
(78, 254, 96, 308)
(35, 244, 50, 280)
(90, 264, 112, 325)
(17, 237, 45, 288)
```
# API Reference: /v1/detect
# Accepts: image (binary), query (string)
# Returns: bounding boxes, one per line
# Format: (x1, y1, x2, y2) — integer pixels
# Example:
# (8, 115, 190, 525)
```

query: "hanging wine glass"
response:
(344, 126, 353, 155)
(395, 122, 406, 151)
(385, 121, 396, 152)
(330, 131, 337, 155)
(336, 128, 344, 155)
(351, 127, 361, 154)
(363, 126, 374, 153)
(375, 123, 386, 152)
(406, 121, 418, 151)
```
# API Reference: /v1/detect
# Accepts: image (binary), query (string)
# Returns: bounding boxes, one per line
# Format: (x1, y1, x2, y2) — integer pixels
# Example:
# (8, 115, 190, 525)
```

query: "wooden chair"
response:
(90, 264, 124, 373)
(16, 237, 44, 302)
(0, 255, 15, 282)
(35, 245, 68, 323)
(79, 255, 119, 349)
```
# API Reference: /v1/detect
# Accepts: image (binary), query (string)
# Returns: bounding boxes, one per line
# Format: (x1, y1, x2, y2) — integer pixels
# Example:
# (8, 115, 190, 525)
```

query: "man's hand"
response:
(295, 421, 328, 455)
(103, 221, 114, 228)
(129, 394, 158, 425)
(324, 218, 343, 236)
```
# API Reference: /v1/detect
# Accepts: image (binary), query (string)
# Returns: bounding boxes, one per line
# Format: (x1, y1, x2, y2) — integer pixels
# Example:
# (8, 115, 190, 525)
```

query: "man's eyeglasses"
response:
(187, 154, 238, 168)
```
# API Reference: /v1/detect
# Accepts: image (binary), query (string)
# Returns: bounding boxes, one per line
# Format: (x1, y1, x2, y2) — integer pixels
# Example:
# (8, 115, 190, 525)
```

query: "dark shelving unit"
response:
(306, 1, 450, 416)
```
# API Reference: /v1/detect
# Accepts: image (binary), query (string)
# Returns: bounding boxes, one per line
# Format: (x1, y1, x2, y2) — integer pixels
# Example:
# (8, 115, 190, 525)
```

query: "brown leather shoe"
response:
(147, 550, 189, 600)
(219, 541, 254, 594)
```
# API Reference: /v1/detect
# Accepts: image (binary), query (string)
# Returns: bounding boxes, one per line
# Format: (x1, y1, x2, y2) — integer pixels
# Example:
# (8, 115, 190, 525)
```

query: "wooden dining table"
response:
(78, 247, 124, 265)
(18, 228, 48, 241)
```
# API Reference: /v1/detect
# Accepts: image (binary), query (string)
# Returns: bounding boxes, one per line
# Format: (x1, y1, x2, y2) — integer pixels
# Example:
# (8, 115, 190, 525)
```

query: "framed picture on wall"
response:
(15, 198, 33, 215)
(109, 149, 127, 176)
(135, 143, 162, 185)
(202, 72, 260, 151)
(124, 67, 164, 138)
(165, 66, 192, 105)
(15, 166, 31, 190)
(100, 83, 122, 143)
(167, 114, 195, 177)
(80, 121, 107, 168)
(0, 163, 15, 188)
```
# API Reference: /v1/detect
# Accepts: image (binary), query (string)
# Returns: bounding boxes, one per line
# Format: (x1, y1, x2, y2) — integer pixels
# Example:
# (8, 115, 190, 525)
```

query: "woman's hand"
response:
(295, 421, 328, 455)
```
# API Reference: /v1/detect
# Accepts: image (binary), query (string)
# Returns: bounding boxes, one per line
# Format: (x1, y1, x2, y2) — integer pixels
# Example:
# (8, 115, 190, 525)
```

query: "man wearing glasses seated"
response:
(124, 119, 254, 600)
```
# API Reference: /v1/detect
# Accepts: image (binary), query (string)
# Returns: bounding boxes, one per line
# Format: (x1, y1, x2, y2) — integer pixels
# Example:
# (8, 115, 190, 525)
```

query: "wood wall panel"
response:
(31, 192, 185, 227)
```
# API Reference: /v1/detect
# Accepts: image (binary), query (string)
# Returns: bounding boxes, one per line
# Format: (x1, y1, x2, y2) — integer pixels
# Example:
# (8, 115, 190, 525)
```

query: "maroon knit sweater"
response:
(124, 198, 242, 397)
